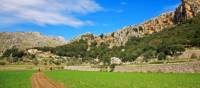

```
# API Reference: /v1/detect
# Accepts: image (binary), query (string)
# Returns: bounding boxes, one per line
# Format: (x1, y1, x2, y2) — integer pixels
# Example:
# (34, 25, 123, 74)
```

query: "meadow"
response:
(0, 70, 34, 88)
(45, 70, 200, 88)
(0, 70, 200, 88)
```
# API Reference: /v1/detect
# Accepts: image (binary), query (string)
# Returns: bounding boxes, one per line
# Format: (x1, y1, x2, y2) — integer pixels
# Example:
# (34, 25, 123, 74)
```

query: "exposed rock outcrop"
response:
(110, 12, 175, 46)
(174, 0, 200, 23)
(91, 0, 200, 47)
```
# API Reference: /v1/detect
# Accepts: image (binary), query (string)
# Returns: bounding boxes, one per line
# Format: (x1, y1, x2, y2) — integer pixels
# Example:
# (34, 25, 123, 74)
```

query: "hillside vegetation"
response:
(1, 14, 200, 65)
(122, 13, 200, 61)
(31, 13, 200, 64)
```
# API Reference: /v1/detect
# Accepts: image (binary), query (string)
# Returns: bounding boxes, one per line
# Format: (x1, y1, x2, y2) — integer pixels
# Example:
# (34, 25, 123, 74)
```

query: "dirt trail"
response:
(32, 72, 64, 88)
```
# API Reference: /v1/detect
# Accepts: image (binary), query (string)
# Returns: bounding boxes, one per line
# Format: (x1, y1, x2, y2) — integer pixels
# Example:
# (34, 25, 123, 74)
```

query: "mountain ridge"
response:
(78, 0, 200, 47)
(0, 32, 67, 54)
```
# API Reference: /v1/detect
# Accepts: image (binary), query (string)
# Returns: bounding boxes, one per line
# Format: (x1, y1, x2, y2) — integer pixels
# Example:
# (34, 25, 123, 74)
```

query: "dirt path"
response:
(32, 72, 64, 88)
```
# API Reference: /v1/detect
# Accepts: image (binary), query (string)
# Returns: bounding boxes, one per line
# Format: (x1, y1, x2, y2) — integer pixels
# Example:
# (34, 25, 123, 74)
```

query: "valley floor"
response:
(1, 69, 200, 88)
(45, 70, 200, 88)
(0, 70, 34, 88)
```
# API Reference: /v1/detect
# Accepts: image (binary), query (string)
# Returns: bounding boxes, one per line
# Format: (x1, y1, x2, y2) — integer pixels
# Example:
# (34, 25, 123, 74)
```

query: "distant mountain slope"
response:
(0, 32, 66, 54)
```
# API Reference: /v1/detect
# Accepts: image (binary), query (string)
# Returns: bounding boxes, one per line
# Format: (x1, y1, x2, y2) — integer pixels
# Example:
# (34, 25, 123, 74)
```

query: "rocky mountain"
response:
(0, 32, 66, 54)
(82, 0, 200, 47)
(1, 0, 199, 54)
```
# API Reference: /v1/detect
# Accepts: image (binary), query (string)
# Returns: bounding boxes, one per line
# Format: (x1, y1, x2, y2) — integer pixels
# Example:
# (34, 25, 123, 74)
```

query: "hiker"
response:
(38, 68, 41, 72)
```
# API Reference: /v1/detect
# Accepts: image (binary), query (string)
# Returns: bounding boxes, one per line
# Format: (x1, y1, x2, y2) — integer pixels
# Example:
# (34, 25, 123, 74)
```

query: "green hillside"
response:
(2, 13, 200, 65)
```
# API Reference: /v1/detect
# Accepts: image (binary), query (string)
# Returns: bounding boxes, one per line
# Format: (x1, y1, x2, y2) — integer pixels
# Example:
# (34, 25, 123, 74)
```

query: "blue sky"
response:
(0, 0, 181, 40)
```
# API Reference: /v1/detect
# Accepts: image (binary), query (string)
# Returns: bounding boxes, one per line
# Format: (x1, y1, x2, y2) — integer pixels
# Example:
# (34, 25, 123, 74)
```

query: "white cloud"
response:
(0, 0, 103, 27)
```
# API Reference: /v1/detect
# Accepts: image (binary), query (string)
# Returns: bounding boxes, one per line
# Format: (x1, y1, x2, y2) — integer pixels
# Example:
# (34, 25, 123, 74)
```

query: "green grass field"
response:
(0, 70, 200, 88)
(0, 70, 34, 88)
(45, 70, 200, 88)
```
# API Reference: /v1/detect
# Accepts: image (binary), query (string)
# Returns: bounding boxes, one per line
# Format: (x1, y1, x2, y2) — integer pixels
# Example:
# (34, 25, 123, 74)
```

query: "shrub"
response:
(0, 61, 6, 65)
(158, 53, 166, 60)
(2, 48, 25, 58)
(53, 60, 61, 65)
(190, 53, 197, 59)
(100, 33, 104, 39)
(109, 64, 116, 72)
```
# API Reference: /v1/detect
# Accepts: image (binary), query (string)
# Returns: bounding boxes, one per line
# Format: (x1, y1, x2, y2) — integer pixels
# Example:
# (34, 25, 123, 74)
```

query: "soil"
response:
(32, 72, 64, 88)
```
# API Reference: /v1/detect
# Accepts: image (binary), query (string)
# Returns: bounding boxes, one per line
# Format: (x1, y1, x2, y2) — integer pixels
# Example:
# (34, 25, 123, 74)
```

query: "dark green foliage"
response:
(143, 50, 156, 61)
(2, 48, 25, 58)
(111, 33, 115, 37)
(34, 47, 54, 52)
(138, 26, 143, 31)
(158, 52, 166, 60)
(100, 33, 104, 39)
(36, 39, 88, 58)
(126, 37, 141, 45)
(109, 64, 116, 72)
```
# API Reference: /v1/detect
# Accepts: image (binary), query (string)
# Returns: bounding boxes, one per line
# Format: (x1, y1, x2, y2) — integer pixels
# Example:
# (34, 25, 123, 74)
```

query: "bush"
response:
(158, 53, 166, 60)
(190, 53, 197, 59)
(2, 48, 25, 58)
(0, 61, 6, 65)
(109, 64, 116, 72)
(53, 60, 61, 65)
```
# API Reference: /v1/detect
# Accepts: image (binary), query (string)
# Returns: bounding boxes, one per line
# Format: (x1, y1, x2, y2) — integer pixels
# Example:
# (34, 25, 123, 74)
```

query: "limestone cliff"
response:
(95, 0, 200, 47)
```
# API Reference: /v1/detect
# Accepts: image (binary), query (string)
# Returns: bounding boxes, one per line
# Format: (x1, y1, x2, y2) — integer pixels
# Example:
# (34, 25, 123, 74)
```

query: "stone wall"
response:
(178, 50, 200, 58)
(64, 66, 100, 71)
(114, 61, 200, 73)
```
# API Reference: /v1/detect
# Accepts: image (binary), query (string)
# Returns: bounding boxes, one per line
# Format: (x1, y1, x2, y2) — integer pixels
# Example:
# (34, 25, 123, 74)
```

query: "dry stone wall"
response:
(64, 66, 100, 71)
(114, 61, 200, 73)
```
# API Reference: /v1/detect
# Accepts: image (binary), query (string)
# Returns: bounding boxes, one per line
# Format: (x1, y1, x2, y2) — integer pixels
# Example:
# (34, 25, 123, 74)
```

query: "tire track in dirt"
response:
(32, 72, 64, 88)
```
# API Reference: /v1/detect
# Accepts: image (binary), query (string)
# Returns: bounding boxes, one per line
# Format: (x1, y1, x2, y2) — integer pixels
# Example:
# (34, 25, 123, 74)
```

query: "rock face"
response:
(111, 12, 175, 46)
(27, 49, 59, 59)
(95, 0, 200, 47)
(110, 57, 122, 65)
(0, 32, 66, 54)
(174, 0, 200, 23)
